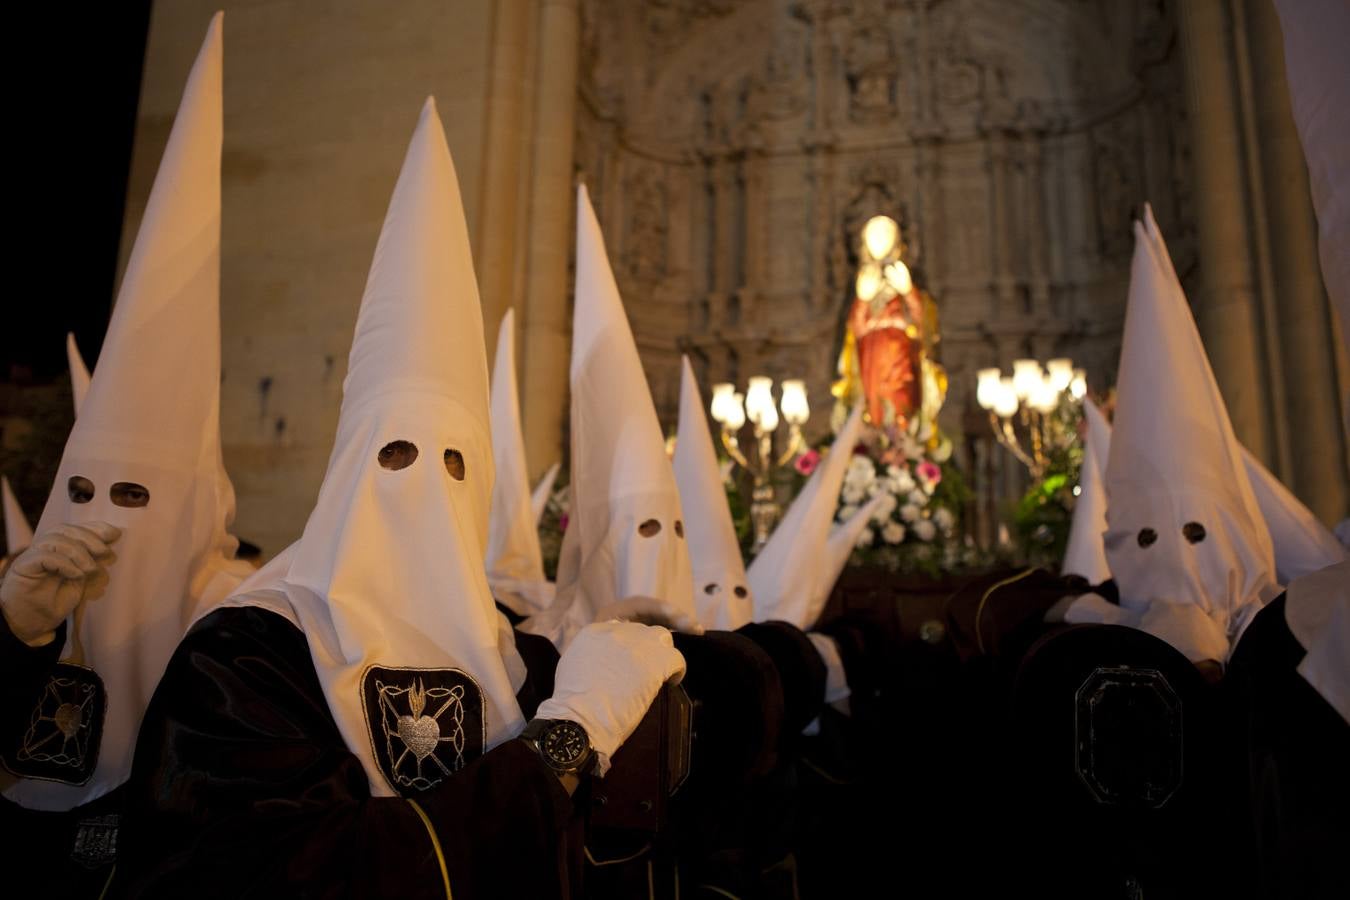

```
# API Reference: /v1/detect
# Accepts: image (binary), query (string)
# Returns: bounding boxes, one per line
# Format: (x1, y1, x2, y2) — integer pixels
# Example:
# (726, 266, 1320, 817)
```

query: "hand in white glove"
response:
(592, 595, 704, 635)
(534, 620, 686, 775)
(807, 632, 851, 706)
(1136, 600, 1230, 665)
(0, 522, 121, 647)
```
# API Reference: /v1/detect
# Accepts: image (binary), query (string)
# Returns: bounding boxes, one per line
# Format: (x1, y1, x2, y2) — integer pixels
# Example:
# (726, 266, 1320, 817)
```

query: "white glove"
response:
(1136, 600, 1231, 664)
(1062, 592, 1131, 626)
(1, 522, 121, 647)
(592, 595, 704, 635)
(808, 632, 851, 706)
(534, 620, 686, 775)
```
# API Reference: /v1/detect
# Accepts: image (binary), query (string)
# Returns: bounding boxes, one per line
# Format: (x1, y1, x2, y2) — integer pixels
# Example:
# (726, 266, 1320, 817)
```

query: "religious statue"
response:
(833, 215, 948, 440)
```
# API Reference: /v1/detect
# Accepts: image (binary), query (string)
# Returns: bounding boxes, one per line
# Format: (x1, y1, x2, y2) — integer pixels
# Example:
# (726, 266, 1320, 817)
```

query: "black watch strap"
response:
(520, 718, 594, 776)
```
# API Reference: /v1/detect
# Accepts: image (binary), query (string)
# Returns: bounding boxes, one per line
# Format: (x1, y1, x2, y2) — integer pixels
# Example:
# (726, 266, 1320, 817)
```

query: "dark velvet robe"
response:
(2, 616, 125, 900)
(1229, 594, 1350, 900)
(113, 606, 582, 899)
(1, 615, 67, 751)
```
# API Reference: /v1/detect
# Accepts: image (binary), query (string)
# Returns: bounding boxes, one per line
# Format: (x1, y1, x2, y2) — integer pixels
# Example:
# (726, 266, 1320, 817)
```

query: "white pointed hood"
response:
(1064, 401, 1344, 589)
(1241, 447, 1348, 582)
(3, 14, 245, 810)
(749, 406, 864, 629)
(219, 100, 525, 798)
(1103, 206, 1276, 662)
(486, 308, 555, 616)
(67, 333, 92, 417)
(531, 461, 561, 526)
(1274, 0, 1350, 359)
(2, 476, 34, 555)
(521, 185, 694, 649)
(813, 493, 884, 626)
(1284, 559, 1350, 724)
(1062, 398, 1112, 584)
(673, 356, 752, 630)
(1138, 204, 1345, 586)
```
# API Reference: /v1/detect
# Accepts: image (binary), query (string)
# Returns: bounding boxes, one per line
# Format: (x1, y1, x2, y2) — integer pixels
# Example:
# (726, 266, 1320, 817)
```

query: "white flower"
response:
(866, 478, 886, 497)
(931, 437, 954, 463)
(933, 507, 955, 532)
(838, 503, 860, 522)
(843, 461, 875, 492)
(871, 492, 898, 523)
(898, 433, 923, 461)
(913, 519, 937, 542)
(891, 468, 916, 494)
(841, 485, 865, 505)
(908, 489, 928, 507)
(847, 454, 874, 476)
(881, 521, 906, 544)
(900, 503, 921, 523)
(856, 526, 875, 548)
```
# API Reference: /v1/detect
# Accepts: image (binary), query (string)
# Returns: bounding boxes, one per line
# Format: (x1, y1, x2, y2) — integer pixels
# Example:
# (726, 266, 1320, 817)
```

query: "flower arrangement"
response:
(831, 417, 972, 575)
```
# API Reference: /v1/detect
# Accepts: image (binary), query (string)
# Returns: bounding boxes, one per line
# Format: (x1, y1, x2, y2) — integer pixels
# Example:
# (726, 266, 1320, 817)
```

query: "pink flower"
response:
(794, 449, 821, 476)
(916, 460, 942, 489)
(559, 513, 569, 532)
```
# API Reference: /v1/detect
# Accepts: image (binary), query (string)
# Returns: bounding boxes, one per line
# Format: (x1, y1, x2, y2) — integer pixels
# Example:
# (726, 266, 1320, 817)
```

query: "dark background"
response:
(2, 3, 151, 382)
(1, 4, 150, 544)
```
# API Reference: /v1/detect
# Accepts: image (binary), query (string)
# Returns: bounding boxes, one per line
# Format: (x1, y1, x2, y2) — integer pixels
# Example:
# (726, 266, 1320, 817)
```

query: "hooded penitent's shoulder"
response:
(182, 605, 309, 662)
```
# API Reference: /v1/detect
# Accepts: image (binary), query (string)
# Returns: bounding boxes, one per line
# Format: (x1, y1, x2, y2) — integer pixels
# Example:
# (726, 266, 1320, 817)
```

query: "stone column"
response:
(476, 0, 533, 357)
(1244, 0, 1349, 519)
(1176, 0, 1274, 462)
(521, 0, 581, 478)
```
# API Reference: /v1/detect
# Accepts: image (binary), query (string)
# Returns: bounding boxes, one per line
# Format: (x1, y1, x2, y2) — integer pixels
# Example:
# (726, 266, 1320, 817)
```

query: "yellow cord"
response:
(97, 866, 116, 900)
(408, 798, 453, 900)
(974, 568, 1037, 655)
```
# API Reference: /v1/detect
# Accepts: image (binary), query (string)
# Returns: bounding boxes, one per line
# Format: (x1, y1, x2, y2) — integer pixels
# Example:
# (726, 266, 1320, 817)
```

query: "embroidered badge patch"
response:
(1, 663, 105, 785)
(361, 666, 485, 795)
(71, 814, 119, 869)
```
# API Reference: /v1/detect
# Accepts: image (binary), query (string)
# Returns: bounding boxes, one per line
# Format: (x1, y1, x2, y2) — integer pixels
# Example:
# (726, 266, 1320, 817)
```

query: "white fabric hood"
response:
(749, 407, 864, 629)
(3, 13, 246, 810)
(521, 185, 695, 649)
(1284, 559, 1350, 724)
(217, 99, 525, 798)
(672, 356, 752, 630)
(486, 308, 555, 616)
(67, 332, 92, 417)
(2, 476, 34, 555)
(1062, 398, 1112, 584)
(1065, 394, 1339, 590)
(1103, 205, 1277, 662)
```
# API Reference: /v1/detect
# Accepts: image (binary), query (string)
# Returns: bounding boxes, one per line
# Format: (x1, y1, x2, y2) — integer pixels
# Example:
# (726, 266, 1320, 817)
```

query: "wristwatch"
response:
(519, 718, 595, 778)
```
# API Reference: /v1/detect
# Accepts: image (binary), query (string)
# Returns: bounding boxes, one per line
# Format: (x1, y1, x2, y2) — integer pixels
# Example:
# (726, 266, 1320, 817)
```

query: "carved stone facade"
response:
(105, 0, 1342, 555)
(575, 0, 1193, 449)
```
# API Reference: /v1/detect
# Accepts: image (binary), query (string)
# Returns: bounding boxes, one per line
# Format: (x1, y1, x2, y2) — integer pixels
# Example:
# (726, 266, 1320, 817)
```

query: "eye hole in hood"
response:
(377, 440, 418, 471)
(110, 482, 150, 508)
(68, 475, 95, 504)
(444, 448, 465, 481)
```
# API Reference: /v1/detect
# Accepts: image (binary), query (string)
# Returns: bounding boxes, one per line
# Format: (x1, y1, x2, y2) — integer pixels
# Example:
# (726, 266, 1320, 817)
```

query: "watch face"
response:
(541, 720, 589, 769)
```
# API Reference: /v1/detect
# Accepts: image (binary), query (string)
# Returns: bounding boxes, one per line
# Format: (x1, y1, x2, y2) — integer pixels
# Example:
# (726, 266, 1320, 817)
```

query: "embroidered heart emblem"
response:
(397, 715, 440, 761)
(54, 703, 83, 739)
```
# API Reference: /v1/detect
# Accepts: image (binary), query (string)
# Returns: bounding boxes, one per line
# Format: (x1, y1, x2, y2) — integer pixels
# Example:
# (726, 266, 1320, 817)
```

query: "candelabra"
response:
(710, 377, 810, 551)
(976, 358, 1085, 479)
